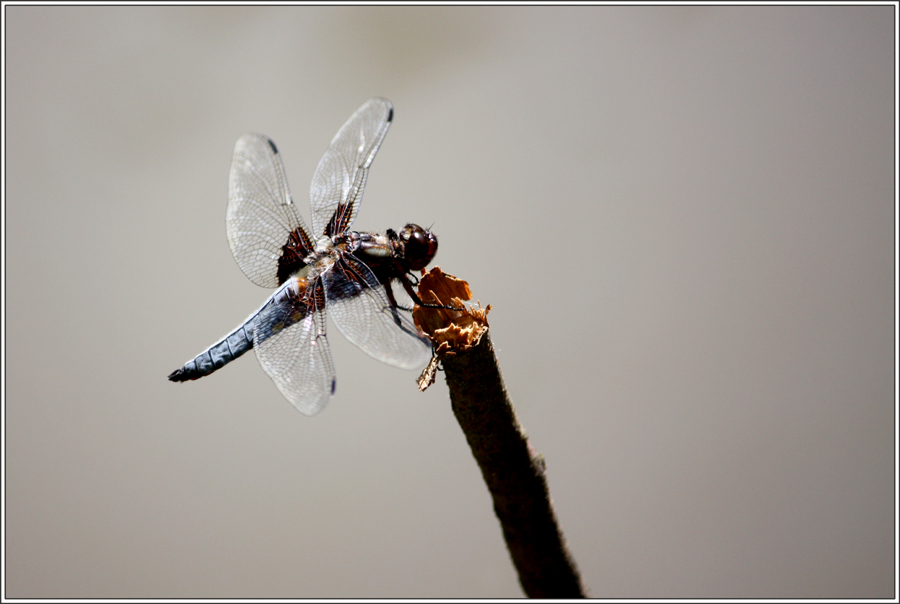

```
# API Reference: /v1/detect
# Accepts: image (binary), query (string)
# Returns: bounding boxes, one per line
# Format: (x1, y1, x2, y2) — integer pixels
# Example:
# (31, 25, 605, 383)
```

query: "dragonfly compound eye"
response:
(402, 224, 438, 271)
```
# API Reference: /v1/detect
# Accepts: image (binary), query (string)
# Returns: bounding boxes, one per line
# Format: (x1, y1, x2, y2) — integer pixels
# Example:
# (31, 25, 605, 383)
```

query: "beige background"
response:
(4, 5, 895, 599)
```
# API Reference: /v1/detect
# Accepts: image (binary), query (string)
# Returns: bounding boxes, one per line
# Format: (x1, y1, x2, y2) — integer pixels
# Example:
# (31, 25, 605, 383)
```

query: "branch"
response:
(414, 268, 587, 598)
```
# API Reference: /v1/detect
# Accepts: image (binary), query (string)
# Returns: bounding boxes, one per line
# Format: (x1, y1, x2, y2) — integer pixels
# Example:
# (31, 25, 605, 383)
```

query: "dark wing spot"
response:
(330, 378, 336, 395)
(277, 227, 315, 285)
(387, 107, 393, 122)
(324, 203, 352, 237)
(267, 138, 278, 154)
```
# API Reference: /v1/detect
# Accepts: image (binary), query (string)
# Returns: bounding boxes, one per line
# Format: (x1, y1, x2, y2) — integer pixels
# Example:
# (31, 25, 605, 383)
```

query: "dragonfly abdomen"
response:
(168, 279, 303, 383)
(168, 322, 255, 382)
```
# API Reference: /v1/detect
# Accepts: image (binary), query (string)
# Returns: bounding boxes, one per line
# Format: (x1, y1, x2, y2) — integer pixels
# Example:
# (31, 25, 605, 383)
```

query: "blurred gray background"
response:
(4, 5, 895, 599)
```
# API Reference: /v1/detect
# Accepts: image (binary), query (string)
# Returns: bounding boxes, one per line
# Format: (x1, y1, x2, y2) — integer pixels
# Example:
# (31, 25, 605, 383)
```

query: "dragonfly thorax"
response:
(314, 235, 334, 254)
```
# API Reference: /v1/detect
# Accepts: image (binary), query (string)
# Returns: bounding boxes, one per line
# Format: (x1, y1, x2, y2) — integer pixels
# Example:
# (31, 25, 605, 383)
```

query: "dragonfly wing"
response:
(253, 279, 335, 415)
(323, 253, 432, 371)
(228, 133, 315, 288)
(310, 98, 393, 238)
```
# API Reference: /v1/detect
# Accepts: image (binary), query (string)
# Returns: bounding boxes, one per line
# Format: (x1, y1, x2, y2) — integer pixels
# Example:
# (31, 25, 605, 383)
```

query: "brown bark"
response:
(415, 268, 586, 598)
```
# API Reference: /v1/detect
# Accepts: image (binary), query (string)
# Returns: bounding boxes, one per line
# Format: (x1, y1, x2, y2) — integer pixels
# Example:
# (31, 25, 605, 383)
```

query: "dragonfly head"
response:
(398, 223, 438, 272)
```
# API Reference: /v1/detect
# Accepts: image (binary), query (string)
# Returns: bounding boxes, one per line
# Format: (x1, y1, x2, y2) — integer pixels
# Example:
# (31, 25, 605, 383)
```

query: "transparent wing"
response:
(228, 134, 313, 289)
(310, 98, 393, 238)
(253, 281, 335, 416)
(323, 254, 432, 370)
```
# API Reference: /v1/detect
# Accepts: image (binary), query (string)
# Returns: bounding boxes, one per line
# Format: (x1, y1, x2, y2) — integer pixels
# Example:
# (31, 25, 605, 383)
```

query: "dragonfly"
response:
(168, 98, 442, 415)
